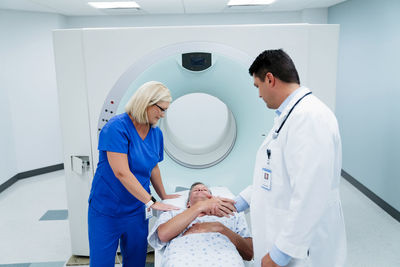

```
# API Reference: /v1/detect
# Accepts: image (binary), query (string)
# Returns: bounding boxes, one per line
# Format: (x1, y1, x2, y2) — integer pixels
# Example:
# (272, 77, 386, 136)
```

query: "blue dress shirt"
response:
(275, 86, 302, 116)
(234, 195, 249, 212)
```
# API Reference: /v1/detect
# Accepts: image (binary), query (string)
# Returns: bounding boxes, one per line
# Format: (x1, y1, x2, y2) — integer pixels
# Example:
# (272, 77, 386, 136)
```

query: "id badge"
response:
(261, 167, 272, 190)
(145, 207, 153, 220)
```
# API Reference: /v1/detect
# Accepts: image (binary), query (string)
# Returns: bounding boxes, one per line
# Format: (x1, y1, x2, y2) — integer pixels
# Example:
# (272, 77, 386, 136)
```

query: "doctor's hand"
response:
(214, 197, 237, 217)
(261, 253, 281, 267)
(163, 194, 181, 200)
(151, 202, 179, 211)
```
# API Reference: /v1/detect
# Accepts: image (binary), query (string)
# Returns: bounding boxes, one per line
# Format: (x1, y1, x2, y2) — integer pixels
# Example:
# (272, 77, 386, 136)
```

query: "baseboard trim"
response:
(341, 169, 400, 222)
(0, 163, 64, 194)
(0, 174, 19, 194)
(17, 164, 64, 180)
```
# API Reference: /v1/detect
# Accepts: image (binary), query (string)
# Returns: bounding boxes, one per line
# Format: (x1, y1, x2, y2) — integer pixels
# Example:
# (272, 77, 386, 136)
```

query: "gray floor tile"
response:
(30, 262, 65, 267)
(39, 209, 68, 221)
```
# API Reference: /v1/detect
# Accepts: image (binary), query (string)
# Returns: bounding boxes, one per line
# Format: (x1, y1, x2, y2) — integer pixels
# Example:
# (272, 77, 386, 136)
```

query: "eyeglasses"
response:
(154, 103, 167, 113)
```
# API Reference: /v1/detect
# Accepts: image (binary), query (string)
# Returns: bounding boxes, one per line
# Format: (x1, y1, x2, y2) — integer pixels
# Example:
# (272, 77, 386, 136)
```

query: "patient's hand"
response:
(198, 197, 236, 217)
(183, 222, 223, 236)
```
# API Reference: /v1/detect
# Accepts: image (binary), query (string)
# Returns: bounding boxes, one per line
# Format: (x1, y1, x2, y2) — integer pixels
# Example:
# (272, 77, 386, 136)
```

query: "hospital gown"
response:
(148, 209, 251, 267)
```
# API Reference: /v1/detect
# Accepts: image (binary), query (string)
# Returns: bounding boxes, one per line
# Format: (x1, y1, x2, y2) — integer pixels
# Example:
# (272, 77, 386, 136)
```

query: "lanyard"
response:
(273, 92, 312, 139)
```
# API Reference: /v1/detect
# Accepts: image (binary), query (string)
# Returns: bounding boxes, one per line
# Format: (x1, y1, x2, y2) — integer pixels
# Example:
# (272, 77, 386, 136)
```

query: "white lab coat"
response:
(240, 87, 346, 267)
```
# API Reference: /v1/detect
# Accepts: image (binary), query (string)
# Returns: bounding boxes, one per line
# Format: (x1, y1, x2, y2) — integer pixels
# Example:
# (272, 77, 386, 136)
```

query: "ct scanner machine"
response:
(53, 24, 339, 256)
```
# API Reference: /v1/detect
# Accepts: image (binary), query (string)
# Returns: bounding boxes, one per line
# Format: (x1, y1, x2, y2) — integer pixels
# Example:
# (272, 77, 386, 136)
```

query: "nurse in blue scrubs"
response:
(88, 81, 180, 267)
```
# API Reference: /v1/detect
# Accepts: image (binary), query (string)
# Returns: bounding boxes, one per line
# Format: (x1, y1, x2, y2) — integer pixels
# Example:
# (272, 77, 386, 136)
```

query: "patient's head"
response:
(187, 182, 212, 208)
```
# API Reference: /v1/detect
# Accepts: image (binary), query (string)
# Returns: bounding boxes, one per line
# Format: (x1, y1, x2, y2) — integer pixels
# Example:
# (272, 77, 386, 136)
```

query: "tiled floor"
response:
(0, 171, 71, 266)
(340, 178, 400, 267)
(0, 170, 399, 266)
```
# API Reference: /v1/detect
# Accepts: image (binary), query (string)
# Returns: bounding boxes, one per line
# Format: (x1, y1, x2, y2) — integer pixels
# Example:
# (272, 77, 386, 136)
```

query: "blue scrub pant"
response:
(88, 206, 148, 267)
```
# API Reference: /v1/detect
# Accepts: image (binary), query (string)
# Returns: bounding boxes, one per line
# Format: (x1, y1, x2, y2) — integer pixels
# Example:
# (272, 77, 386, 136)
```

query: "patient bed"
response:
(148, 186, 254, 267)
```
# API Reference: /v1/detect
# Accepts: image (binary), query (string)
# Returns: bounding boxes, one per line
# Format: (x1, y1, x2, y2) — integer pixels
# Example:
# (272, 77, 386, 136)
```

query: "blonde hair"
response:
(125, 81, 172, 124)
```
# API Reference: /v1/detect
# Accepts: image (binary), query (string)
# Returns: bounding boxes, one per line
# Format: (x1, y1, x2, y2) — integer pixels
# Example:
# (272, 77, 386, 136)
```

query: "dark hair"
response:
(249, 49, 300, 84)
(189, 182, 205, 193)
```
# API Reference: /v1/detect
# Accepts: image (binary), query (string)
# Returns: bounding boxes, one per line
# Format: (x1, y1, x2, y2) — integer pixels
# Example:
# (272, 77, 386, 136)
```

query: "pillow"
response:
(162, 190, 189, 209)
(162, 186, 235, 210)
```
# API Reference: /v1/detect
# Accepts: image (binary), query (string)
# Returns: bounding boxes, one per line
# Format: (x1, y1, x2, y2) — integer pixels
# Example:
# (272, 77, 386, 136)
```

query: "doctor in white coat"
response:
(235, 49, 346, 267)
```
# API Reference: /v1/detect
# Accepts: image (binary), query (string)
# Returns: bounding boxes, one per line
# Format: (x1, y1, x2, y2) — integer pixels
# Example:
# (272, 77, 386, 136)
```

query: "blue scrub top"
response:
(89, 112, 164, 217)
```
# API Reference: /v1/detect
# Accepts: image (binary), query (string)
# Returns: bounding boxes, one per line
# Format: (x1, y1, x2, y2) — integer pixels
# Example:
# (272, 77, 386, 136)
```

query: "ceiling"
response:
(0, 0, 347, 16)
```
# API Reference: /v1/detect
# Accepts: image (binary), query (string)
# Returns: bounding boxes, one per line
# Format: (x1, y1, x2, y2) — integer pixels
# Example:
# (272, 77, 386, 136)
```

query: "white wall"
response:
(0, 7, 326, 184)
(301, 8, 328, 24)
(329, 0, 400, 211)
(0, 10, 18, 185)
(66, 8, 327, 28)
(0, 65, 17, 185)
(0, 9, 66, 176)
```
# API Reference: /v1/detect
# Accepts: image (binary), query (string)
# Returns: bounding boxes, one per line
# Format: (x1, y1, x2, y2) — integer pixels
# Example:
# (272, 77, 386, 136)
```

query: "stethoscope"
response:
(272, 92, 312, 139)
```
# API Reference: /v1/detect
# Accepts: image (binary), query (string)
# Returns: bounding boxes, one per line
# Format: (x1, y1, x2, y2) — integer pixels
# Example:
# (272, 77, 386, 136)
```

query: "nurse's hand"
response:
(151, 202, 179, 211)
(261, 253, 280, 267)
(163, 194, 181, 200)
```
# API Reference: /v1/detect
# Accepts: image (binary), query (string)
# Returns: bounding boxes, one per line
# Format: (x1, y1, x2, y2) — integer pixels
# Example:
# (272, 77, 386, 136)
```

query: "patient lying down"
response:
(148, 182, 253, 267)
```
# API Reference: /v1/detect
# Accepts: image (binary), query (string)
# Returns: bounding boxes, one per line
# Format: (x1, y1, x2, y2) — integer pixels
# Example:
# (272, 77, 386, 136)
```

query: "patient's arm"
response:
(183, 222, 253, 261)
(157, 198, 227, 243)
(157, 205, 201, 243)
